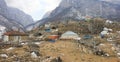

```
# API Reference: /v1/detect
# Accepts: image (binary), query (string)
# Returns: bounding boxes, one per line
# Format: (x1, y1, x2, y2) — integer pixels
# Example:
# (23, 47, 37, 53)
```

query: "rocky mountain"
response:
(0, 0, 34, 31)
(6, 7, 34, 27)
(50, 0, 120, 20)
(0, 15, 25, 31)
(35, 0, 120, 27)
(100, 0, 120, 4)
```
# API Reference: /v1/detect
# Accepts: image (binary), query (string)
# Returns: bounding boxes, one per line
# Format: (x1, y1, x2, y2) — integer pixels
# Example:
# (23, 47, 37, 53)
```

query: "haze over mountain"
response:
(0, 0, 34, 31)
(5, 0, 61, 21)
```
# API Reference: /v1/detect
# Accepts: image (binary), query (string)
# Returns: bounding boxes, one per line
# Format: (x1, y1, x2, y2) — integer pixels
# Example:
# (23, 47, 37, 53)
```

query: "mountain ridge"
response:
(38, 0, 120, 24)
(27, 0, 120, 30)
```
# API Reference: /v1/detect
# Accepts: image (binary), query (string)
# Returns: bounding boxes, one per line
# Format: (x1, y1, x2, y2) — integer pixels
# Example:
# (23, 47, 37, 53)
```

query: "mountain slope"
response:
(100, 0, 120, 4)
(6, 7, 34, 27)
(35, 0, 120, 27)
(0, 15, 25, 31)
(0, 0, 34, 27)
(42, 11, 52, 19)
(49, 0, 120, 20)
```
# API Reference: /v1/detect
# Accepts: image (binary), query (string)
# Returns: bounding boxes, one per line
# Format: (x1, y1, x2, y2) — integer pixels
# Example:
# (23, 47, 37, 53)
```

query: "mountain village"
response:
(0, 0, 120, 62)
(0, 18, 120, 62)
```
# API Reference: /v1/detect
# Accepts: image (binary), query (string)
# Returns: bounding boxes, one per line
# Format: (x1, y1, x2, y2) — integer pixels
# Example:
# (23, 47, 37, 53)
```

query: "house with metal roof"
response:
(3, 31, 29, 43)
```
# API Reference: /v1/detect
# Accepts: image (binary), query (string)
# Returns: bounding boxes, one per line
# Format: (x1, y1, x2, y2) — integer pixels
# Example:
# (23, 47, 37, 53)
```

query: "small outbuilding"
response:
(60, 31, 79, 40)
(48, 35, 59, 40)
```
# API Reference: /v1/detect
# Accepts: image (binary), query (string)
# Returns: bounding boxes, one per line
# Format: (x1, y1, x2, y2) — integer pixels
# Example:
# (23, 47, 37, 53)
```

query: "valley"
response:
(0, 0, 120, 62)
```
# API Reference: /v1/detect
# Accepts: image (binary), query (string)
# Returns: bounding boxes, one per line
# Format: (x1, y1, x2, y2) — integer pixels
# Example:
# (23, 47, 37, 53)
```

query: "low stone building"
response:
(3, 31, 29, 43)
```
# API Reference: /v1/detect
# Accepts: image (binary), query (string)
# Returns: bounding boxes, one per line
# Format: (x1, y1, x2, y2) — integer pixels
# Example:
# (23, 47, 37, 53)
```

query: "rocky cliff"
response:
(49, 0, 120, 20)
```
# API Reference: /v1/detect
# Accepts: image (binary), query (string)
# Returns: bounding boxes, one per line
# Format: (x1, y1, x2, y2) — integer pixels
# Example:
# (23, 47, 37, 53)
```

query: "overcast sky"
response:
(5, 0, 61, 21)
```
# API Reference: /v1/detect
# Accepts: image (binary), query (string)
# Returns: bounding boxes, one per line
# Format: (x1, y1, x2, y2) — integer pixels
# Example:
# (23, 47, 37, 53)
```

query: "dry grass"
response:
(39, 40, 120, 62)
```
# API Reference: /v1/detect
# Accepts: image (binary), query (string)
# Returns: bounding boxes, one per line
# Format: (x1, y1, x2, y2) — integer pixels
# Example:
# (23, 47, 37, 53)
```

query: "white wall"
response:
(3, 35, 9, 42)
